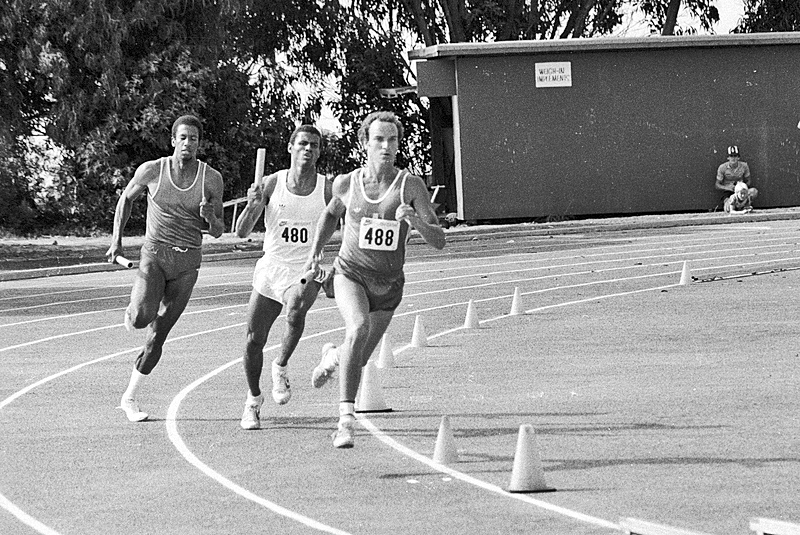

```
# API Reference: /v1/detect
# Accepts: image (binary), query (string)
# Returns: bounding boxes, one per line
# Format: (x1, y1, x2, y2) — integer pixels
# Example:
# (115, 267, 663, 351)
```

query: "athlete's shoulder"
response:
(132, 158, 163, 184)
(332, 170, 355, 191)
(201, 161, 224, 182)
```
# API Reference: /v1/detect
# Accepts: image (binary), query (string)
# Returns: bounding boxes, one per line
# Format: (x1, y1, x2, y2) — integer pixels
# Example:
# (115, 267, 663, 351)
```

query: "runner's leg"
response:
(243, 290, 282, 397)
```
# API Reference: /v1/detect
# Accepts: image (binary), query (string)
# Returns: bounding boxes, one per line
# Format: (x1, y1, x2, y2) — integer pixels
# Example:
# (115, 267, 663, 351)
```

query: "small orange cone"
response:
(376, 333, 394, 369)
(510, 287, 523, 315)
(411, 315, 427, 347)
(679, 261, 692, 285)
(464, 300, 479, 329)
(355, 361, 391, 413)
(433, 415, 459, 464)
(508, 425, 555, 493)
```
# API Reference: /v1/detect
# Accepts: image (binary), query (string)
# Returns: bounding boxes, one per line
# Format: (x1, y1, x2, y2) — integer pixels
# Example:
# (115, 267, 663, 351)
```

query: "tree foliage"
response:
(736, 0, 800, 32)
(0, 0, 341, 233)
(0, 0, 770, 235)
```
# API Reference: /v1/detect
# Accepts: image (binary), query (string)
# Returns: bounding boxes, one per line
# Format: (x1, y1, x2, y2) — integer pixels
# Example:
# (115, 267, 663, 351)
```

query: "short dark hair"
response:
(172, 115, 203, 140)
(357, 111, 404, 146)
(289, 124, 322, 146)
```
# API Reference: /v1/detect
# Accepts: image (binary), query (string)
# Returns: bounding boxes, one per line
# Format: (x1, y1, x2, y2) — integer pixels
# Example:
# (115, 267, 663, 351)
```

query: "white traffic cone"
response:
(355, 361, 391, 413)
(433, 415, 459, 464)
(508, 425, 555, 493)
(464, 300, 479, 329)
(510, 287, 523, 315)
(679, 260, 692, 285)
(411, 315, 428, 347)
(376, 333, 395, 369)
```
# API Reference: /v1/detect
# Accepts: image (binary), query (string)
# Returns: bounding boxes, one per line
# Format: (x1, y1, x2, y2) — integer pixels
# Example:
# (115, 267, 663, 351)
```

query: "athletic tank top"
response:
(338, 169, 410, 276)
(145, 157, 207, 250)
(262, 170, 327, 265)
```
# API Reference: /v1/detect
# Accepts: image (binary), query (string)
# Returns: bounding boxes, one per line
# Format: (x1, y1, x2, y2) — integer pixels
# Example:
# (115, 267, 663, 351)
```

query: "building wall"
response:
(412, 35, 800, 221)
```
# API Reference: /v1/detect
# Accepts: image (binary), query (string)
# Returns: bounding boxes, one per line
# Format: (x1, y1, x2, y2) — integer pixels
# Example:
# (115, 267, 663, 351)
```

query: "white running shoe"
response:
(271, 361, 291, 405)
(119, 398, 148, 422)
(332, 418, 355, 449)
(240, 393, 264, 430)
(312, 343, 338, 388)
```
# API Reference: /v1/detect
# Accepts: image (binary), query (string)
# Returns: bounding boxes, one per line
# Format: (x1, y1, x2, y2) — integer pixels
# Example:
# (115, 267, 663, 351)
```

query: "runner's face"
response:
(289, 132, 321, 167)
(365, 120, 399, 165)
(172, 125, 200, 160)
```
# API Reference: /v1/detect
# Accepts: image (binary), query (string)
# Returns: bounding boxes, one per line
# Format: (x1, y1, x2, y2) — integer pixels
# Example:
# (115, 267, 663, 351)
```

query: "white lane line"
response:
(357, 282, 681, 532)
(357, 418, 619, 531)
(0, 323, 250, 533)
(166, 280, 682, 532)
(0, 492, 63, 535)
(164, 349, 352, 535)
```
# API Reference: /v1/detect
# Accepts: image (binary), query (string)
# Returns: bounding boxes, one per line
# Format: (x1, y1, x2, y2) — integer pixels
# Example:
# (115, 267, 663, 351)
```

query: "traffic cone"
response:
(510, 287, 523, 315)
(433, 415, 459, 464)
(376, 333, 394, 369)
(679, 261, 692, 285)
(464, 300, 479, 329)
(355, 361, 391, 413)
(411, 315, 427, 347)
(508, 425, 555, 493)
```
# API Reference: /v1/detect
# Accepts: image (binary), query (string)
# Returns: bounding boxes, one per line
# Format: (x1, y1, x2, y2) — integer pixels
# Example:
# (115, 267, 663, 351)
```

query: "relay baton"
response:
(115, 255, 134, 269)
(299, 268, 317, 285)
(254, 148, 266, 187)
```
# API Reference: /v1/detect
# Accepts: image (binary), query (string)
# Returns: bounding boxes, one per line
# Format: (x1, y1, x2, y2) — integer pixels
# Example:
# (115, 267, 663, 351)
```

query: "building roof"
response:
(408, 32, 800, 60)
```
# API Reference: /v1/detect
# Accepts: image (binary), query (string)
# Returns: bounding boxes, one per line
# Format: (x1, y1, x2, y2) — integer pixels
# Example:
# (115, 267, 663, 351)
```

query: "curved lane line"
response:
(166, 282, 683, 533)
(0, 493, 62, 535)
(164, 350, 352, 535)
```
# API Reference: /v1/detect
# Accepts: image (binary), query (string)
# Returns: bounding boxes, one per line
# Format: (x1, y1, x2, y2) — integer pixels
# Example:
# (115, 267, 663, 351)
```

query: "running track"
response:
(1, 218, 799, 534)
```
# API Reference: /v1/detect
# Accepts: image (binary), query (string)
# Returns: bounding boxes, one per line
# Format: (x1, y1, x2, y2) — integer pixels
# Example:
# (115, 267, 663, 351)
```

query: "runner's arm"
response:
(201, 168, 226, 238)
(304, 174, 348, 270)
(397, 175, 445, 250)
(106, 161, 154, 262)
(235, 173, 277, 238)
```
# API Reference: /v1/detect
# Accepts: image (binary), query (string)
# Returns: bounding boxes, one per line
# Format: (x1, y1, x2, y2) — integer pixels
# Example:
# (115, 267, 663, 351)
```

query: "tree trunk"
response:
(439, 0, 468, 42)
(571, 0, 598, 37)
(662, 0, 682, 35)
(401, 0, 436, 46)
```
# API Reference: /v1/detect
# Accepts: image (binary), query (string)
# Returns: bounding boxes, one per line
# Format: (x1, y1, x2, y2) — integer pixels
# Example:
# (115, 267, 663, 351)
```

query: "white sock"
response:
(272, 359, 287, 371)
(122, 369, 146, 401)
(339, 401, 355, 420)
(247, 390, 263, 403)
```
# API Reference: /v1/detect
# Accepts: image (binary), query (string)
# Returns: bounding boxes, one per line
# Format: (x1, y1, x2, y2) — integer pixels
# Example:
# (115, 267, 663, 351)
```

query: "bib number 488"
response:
(358, 218, 400, 251)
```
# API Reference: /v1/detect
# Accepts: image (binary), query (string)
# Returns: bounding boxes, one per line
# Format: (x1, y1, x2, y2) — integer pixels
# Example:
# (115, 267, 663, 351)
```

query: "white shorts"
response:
(252, 256, 306, 305)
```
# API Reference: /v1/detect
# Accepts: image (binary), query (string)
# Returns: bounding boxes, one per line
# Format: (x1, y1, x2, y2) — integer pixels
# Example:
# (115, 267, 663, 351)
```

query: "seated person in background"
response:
(716, 145, 758, 201)
(725, 181, 755, 214)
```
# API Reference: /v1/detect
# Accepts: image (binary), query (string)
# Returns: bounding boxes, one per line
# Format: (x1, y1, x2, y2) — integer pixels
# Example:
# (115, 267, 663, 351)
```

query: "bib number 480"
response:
(281, 226, 308, 243)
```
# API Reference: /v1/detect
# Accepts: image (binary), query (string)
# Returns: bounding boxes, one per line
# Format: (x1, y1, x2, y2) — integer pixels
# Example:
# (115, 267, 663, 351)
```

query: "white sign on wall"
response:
(535, 62, 572, 88)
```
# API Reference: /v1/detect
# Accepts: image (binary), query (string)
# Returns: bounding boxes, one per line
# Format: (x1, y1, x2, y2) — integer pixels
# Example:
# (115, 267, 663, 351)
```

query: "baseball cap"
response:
(735, 181, 748, 193)
(727, 145, 740, 157)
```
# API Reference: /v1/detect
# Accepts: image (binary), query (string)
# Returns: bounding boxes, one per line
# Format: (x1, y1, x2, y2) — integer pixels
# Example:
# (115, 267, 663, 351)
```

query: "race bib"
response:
(278, 220, 312, 244)
(358, 217, 400, 251)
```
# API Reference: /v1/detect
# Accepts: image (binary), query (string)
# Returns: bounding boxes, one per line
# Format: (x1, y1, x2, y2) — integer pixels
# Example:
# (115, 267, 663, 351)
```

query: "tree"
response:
(0, 0, 342, 232)
(736, 0, 800, 32)
(0, 0, 732, 234)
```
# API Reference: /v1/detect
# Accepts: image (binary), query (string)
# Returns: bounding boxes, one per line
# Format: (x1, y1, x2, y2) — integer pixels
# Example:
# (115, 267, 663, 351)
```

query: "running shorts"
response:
(333, 256, 404, 312)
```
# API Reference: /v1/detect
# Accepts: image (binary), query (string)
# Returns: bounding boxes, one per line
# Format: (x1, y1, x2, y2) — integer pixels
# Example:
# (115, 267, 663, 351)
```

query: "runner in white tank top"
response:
(303, 112, 445, 448)
(234, 125, 332, 429)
